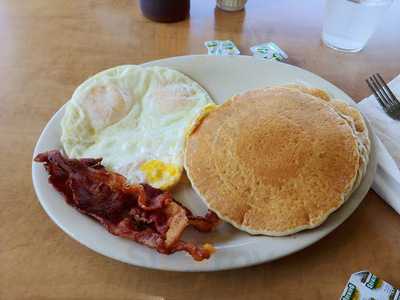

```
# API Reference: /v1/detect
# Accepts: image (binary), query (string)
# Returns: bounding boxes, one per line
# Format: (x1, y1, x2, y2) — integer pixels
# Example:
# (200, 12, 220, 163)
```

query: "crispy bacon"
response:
(188, 210, 221, 232)
(34, 150, 219, 261)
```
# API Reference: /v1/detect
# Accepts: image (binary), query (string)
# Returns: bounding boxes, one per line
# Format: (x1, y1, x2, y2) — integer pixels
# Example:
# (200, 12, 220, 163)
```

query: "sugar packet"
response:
(250, 42, 288, 61)
(341, 271, 399, 300)
(205, 40, 240, 56)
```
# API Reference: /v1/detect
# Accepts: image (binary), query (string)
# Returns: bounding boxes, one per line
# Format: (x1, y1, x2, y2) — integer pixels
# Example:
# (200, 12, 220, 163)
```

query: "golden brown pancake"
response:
(283, 84, 331, 101)
(285, 85, 370, 193)
(184, 86, 369, 236)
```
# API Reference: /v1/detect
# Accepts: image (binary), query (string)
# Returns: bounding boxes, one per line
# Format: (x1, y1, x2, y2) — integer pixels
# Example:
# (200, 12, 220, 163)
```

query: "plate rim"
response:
(31, 54, 377, 272)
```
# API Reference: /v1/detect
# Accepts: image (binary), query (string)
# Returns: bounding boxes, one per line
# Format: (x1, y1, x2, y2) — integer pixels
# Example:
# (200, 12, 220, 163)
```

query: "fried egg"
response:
(61, 65, 214, 189)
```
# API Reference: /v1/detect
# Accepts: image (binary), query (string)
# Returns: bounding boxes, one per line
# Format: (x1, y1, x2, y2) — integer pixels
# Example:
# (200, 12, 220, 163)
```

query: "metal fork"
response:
(366, 73, 400, 120)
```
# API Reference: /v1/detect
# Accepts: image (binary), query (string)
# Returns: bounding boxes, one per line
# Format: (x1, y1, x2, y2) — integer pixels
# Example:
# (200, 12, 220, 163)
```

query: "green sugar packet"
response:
(341, 271, 399, 300)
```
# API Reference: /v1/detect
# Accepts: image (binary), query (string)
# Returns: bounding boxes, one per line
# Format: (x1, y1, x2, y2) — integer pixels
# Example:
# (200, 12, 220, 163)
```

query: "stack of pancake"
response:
(185, 85, 370, 236)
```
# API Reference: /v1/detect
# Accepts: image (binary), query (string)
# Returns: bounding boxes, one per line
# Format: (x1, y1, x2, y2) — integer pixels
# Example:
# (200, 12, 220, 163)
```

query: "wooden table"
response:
(1, 0, 399, 299)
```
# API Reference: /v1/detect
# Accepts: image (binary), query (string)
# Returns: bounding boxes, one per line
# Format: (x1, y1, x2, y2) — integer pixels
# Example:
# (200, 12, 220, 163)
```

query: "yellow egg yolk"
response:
(140, 160, 181, 189)
(185, 103, 218, 138)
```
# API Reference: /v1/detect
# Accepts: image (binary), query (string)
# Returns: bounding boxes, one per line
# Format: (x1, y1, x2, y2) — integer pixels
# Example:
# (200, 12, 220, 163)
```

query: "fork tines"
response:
(366, 73, 400, 120)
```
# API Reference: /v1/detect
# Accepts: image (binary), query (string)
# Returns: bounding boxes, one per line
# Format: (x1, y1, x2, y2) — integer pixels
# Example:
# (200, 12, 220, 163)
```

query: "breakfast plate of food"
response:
(32, 55, 377, 271)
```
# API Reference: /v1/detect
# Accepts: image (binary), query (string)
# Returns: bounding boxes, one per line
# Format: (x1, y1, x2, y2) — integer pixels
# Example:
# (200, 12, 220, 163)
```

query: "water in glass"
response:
(322, 0, 393, 52)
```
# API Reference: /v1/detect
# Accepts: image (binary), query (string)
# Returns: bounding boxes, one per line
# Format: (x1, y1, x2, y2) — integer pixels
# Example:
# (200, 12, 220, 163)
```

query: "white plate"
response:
(32, 55, 377, 272)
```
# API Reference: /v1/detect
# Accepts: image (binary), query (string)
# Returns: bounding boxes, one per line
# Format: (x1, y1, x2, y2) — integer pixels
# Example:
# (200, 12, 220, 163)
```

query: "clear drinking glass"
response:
(322, 0, 393, 53)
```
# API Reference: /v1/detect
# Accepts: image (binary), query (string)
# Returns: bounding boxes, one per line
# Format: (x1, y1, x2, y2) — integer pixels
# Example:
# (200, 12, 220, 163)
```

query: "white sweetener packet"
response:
(204, 40, 240, 56)
(341, 271, 399, 300)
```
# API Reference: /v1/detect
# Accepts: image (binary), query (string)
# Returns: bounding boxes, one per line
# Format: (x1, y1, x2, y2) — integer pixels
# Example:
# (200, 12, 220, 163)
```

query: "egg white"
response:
(61, 65, 214, 189)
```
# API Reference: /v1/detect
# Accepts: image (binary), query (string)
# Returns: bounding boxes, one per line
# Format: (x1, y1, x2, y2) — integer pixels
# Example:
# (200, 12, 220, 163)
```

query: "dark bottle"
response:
(139, 0, 190, 23)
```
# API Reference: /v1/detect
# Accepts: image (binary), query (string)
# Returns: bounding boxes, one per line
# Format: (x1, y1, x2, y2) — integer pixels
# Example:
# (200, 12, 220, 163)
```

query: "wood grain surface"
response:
(1, 0, 399, 299)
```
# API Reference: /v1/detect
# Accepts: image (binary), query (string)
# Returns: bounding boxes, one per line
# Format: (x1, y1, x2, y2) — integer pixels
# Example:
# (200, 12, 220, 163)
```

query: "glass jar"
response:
(139, 0, 190, 23)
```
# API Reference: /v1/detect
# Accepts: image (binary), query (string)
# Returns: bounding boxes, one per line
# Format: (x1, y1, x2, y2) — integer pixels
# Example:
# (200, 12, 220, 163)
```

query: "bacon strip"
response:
(188, 211, 221, 232)
(34, 150, 219, 261)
